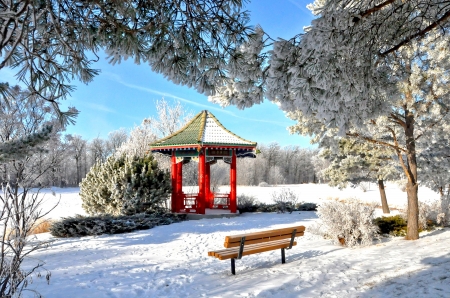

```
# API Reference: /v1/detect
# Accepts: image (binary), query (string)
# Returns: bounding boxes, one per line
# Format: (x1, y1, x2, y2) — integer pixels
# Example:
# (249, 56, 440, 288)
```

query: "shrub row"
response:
(50, 211, 187, 238)
(237, 194, 317, 214)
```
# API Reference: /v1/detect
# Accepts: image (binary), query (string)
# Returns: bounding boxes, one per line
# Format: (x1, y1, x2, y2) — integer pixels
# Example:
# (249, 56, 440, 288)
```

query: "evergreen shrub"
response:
(373, 215, 407, 236)
(50, 211, 187, 238)
(256, 203, 279, 212)
(237, 194, 259, 213)
(297, 202, 318, 211)
(80, 154, 171, 215)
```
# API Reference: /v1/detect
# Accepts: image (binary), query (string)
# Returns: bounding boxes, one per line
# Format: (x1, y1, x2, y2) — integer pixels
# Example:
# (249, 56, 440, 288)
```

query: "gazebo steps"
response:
(180, 209, 240, 220)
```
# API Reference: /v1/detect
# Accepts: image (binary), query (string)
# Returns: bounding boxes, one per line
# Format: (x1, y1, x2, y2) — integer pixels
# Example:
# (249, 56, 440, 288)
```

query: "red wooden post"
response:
(171, 152, 177, 213)
(205, 161, 211, 208)
(198, 149, 206, 214)
(230, 149, 237, 213)
(176, 160, 183, 211)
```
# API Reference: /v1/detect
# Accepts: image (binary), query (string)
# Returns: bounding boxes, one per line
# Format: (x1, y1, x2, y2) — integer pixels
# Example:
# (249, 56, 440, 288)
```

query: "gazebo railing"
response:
(179, 193, 198, 213)
(210, 193, 230, 209)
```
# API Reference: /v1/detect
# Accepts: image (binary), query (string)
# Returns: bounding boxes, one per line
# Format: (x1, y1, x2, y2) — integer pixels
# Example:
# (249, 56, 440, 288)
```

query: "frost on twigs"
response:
(313, 198, 380, 248)
(271, 188, 300, 213)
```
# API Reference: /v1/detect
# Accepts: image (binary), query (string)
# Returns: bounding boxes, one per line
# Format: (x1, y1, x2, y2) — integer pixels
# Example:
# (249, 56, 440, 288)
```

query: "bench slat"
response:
(224, 226, 305, 244)
(215, 240, 298, 260)
(224, 231, 304, 248)
(209, 239, 294, 257)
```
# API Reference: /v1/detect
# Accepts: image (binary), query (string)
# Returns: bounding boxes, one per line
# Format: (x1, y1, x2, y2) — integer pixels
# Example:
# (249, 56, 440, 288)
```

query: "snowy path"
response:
(25, 211, 450, 297)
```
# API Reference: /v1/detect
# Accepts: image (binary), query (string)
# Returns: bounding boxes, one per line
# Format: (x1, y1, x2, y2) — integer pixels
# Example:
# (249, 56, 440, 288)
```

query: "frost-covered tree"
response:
(210, 2, 450, 240)
(80, 154, 171, 215)
(106, 128, 129, 155)
(0, 85, 61, 296)
(288, 33, 450, 239)
(320, 138, 399, 214)
(0, 84, 64, 161)
(65, 134, 87, 184)
(146, 99, 194, 139)
(0, 0, 252, 123)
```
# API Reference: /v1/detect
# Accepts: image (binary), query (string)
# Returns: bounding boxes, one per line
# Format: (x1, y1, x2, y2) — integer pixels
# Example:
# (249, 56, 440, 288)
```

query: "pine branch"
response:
(380, 9, 450, 56)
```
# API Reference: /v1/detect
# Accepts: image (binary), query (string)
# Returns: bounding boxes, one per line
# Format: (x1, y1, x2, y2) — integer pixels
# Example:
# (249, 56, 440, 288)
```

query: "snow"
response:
(23, 184, 450, 297)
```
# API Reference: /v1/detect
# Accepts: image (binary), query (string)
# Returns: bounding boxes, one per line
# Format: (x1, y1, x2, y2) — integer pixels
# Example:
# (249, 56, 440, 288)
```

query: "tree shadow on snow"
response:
(99, 211, 320, 246)
(360, 253, 450, 298)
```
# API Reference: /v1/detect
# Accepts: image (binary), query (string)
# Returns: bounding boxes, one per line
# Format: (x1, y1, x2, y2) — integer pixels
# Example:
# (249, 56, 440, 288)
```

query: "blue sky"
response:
(1, 0, 315, 148)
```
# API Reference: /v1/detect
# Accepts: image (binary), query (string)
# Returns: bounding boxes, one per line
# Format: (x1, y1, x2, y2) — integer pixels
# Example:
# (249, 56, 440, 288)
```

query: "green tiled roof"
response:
(150, 110, 257, 149)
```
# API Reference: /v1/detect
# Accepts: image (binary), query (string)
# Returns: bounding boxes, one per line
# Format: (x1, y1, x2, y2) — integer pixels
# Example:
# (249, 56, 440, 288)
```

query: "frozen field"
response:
(22, 184, 449, 297)
(40, 182, 440, 220)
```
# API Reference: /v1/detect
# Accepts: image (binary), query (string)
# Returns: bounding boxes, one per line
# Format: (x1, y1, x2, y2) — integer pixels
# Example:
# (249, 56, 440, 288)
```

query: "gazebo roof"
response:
(150, 110, 257, 150)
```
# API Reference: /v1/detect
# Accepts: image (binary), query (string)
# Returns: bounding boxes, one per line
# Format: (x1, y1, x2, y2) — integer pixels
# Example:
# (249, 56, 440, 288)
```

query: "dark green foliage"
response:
(256, 203, 279, 213)
(50, 211, 187, 238)
(374, 215, 407, 236)
(238, 200, 318, 213)
(237, 194, 259, 213)
(297, 202, 318, 211)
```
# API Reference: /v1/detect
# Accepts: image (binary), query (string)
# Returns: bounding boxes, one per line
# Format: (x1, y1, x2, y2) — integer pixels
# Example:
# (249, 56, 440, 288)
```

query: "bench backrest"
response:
(224, 226, 305, 248)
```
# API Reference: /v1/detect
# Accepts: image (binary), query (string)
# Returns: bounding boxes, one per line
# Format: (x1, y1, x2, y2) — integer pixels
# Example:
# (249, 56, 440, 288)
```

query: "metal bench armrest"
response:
(288, 229, 296, 249)
(237, 236, 246, 259)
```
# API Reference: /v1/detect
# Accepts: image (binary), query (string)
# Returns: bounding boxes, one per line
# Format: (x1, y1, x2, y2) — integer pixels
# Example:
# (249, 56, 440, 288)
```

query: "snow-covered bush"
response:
(395, 180, 407, 192)
(50, 212, 186, 238)
(80, 154, 171, 215)
(435, 195, 450, 227)
(359, 182, 370, 192)
(258, 181, 270, 187)
(400, 201, 441, 231)
(314, 199, 380, 247)
(271, 188, 299, 213)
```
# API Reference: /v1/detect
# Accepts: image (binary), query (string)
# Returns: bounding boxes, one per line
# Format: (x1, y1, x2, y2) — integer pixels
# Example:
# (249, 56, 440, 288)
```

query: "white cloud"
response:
(104, 72, 291, 128)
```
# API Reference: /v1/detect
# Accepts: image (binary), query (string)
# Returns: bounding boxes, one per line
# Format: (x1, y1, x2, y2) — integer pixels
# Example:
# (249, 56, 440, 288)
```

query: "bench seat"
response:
(209, 239, 298, 260)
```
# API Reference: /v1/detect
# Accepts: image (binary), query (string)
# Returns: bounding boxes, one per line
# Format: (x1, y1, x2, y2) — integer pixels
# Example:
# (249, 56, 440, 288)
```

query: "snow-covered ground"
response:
(23, 184, 450, 297)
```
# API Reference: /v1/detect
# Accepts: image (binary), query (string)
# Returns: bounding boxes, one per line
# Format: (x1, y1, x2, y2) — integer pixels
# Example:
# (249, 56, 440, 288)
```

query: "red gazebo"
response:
(150, 110, 257, 214)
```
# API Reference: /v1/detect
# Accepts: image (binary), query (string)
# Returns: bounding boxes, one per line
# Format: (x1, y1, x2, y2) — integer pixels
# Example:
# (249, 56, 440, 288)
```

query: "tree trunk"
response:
(404, 107, 419, 240)
(378, 179, 390, 214)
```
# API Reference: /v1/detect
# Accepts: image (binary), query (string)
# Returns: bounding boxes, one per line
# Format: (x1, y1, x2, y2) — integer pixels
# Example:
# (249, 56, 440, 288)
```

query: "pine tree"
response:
(80, 154, 171, 215)
(0, 1, 252, 123)
(211, 3, 450, 240)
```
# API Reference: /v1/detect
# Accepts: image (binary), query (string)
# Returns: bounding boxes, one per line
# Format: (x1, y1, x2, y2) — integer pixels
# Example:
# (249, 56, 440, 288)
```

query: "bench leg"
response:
(231, 258, 236, 275)
(281, 248, 286, 264)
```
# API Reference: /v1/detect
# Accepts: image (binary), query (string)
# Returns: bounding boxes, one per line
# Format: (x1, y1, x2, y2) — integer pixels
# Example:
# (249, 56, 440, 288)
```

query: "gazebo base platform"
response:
(179, 209, 240, 220)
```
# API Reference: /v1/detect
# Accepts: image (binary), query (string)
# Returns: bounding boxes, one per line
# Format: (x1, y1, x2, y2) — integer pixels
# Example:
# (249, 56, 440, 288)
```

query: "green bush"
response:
(237, 194, 259, 213)
(373, 215, 407, 236)
(50, 211, 187, 238)
(80, 154, 171, 215)
(297, 202, 318, 211)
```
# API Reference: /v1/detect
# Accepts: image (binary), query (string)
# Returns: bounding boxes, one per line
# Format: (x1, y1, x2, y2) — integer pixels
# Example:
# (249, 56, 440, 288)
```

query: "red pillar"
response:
(230, 149, 237, 213)
(205, 161, 211, 208)
(198, 149, 206, 214)
(176, 161, 183, 210)
(171, 152, 178, 213)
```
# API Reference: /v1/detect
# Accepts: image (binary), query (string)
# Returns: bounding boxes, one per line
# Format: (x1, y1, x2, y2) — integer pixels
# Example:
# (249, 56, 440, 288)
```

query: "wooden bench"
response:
(208, 226, 305, 275)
